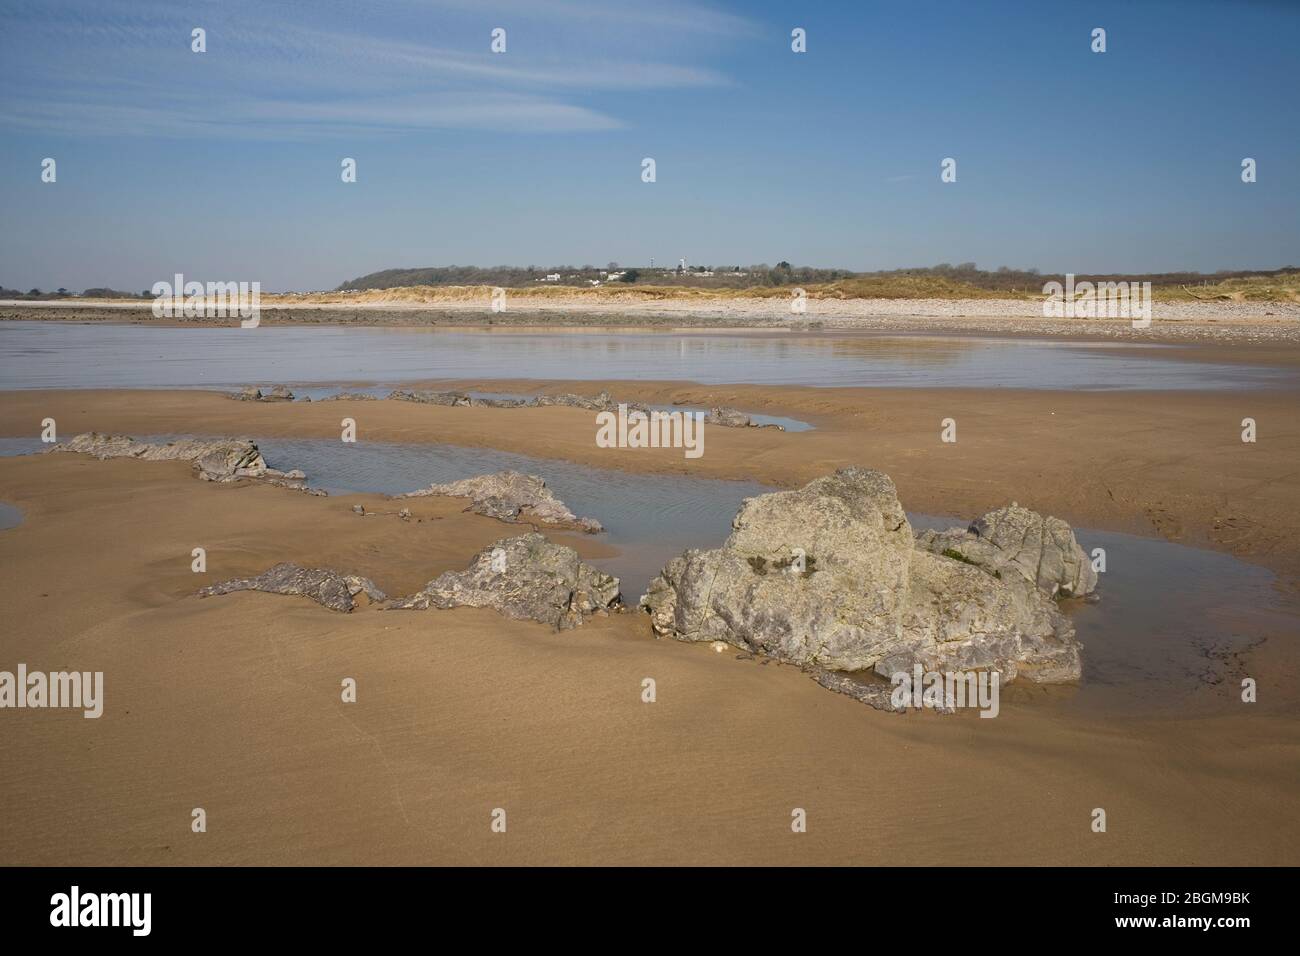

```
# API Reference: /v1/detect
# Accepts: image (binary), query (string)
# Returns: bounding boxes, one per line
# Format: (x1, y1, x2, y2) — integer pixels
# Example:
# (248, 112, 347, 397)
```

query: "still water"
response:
(1, 321, 1289, 391)
(2, 433, 1284, 714)
(262, 438, 1285, 714)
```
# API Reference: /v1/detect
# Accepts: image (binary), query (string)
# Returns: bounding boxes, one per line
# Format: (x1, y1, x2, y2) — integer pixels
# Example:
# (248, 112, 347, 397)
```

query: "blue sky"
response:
(1, 0, 1297, 292)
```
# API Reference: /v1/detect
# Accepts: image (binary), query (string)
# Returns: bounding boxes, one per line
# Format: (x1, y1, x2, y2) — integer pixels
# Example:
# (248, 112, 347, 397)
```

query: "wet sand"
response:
(3, 382, 1298, 586)
(2, 327, 1299, 866)
(1, 451, 1296, 865)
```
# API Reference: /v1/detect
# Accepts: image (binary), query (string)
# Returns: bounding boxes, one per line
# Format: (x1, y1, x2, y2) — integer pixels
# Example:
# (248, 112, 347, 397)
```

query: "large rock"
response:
(915, 504, 1097, 598)
(395, 470, 602, 533)
(640, 468, 1083, 684)
(385, 532, 620, 629)
(198, 562, 386, 612)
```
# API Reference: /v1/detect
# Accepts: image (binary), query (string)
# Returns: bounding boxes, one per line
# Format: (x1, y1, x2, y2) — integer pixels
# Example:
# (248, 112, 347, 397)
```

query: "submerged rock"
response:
(395, 470, 603, 533)
(385, 532, 620, 629)
(915, 504, 1098, 598)
(199, 562, 386, 612)
(51, 432, 320, 491)
(704, 406, 784, 430)
(387, 389, 472, 406)
(639, 467, 1084, 686)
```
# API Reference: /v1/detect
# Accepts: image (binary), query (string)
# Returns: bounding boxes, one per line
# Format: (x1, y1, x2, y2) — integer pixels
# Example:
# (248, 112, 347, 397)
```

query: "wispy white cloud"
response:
(0, 0, 752, 137)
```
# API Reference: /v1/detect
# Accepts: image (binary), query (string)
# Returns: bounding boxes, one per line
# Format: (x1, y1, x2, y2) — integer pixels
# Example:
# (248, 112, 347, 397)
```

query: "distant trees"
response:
(332, 262, 1295, 295)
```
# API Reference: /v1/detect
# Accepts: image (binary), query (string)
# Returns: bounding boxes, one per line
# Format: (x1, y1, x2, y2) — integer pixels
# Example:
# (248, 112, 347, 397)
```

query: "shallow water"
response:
(910, 513, 1286, 713)
(1, 322, 1289, 391)
(0, 501, 21, 529)
(250, 439, 1283, 712)
(290, 387, 815, 431)
(7, 433, 1285, 713)
(254, 437, 767, 599)
(0, 438, 49, 456)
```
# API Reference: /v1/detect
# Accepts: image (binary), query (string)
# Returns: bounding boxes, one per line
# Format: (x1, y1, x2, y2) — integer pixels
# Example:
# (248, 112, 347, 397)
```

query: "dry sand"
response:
(1, 373, 1299, 865)
(0, 452, 1297, 865)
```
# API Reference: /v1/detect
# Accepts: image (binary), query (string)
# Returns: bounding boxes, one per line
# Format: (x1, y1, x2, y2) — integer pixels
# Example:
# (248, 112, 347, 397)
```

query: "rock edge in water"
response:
(395, 470, 602, 533)
(229, 385, 295, 402)
(639, 467, 1096, 694)
(51, 432, 320, 493)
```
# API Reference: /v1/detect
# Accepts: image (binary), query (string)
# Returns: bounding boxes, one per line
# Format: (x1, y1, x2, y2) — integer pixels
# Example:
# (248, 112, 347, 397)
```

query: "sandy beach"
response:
(8, 0, 1300, 928)
(4, 380, 1298, 584)
(2, 342, 1298, 865)
(1, 449, 1297, 866)
(5, 298, 1300, 346)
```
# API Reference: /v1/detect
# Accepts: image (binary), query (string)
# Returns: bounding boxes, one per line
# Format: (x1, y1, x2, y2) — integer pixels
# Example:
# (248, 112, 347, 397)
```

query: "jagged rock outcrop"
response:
(704, 406, 784, 430)
(639, 468, 1085, 686)
(812, 669, 930, 714)
(230, 385, 294, 402)
(320, 392, 378, 401)
(469, 396, 530, 408)
(198, 562, 386, 612)
(387, 389, 471, 406)
(52, 432, 268, 480)
(534, 390, 613, 410)
(394, 470, 603, 532)
(385, 532, 620, 629)
(51, 432, 320, 492)
(914, 504, 1098, 598)
(534, 390, 650, 414)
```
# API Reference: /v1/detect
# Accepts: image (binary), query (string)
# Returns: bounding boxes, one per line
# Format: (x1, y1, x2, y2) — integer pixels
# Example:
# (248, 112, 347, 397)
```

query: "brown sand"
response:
(3, 382, 1298, 587)
(1, 452, 1297, 865)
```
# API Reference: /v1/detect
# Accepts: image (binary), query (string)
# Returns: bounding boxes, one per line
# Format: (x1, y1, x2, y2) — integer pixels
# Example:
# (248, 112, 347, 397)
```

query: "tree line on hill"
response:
(334, 263, 1299, 292)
